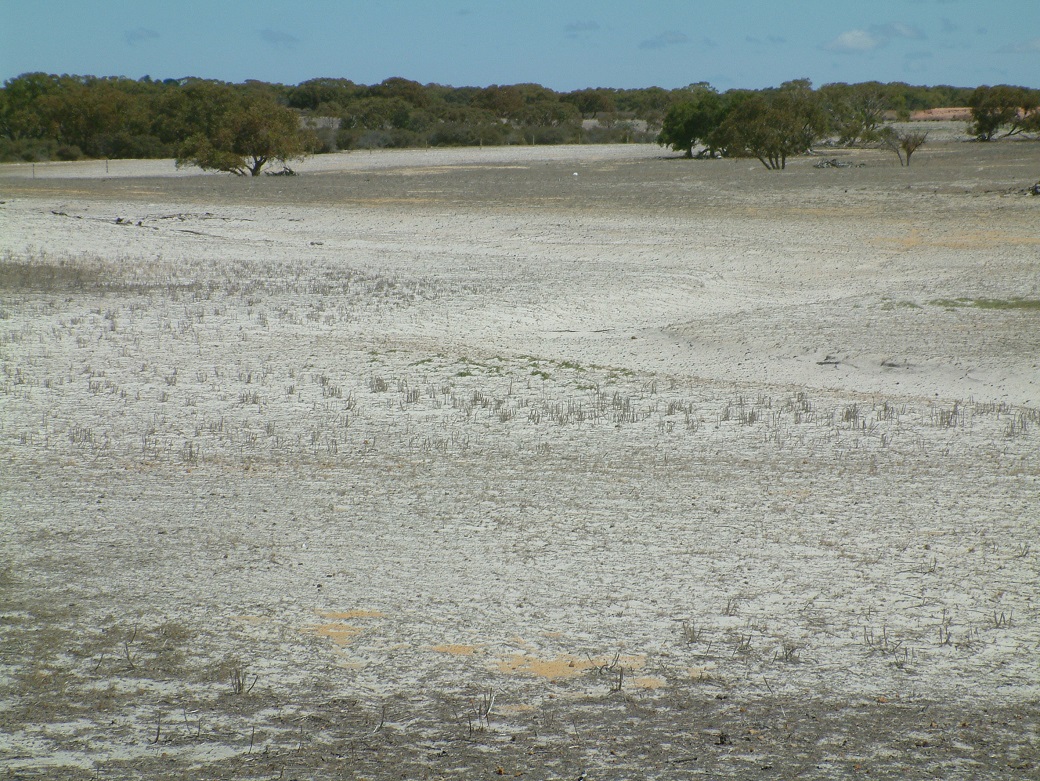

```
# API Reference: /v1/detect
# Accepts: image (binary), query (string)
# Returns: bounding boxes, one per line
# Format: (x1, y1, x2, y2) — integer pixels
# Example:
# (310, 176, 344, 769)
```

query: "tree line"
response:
(1, 73, 1037, 174)
(657, 81, 1040, 168)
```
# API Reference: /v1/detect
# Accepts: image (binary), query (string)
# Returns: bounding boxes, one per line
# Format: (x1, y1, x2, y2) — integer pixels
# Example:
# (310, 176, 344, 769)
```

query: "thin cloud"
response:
(565, 21, 601, 34)
(259, 28, 299, 47)
(1000, 37, 1040, 53)
(825, 22, 924, 53)
(870, 22, 925, 40)
(124, 27, 159, 46)
(824, 29, 883, 53)
(940, 18, 959, 34)
(638, 31, 688, 50)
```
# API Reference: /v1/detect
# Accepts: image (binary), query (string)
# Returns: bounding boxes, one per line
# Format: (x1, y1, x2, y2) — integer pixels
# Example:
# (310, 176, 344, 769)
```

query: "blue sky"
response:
(2, 1, 1038, 90)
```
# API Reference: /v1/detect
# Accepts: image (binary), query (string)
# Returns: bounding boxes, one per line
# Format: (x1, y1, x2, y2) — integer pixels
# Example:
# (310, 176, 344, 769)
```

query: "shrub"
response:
(55, 144, 82, 161)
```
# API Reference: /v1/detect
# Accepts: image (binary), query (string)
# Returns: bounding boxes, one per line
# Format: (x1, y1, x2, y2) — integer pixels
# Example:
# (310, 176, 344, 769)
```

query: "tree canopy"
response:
(2, 73, 1037, 165)
(657, 84, 724, 158)
(174, 84, 315, 175)
(660, 80, 830, 169)
(968, 85, 1040, 141)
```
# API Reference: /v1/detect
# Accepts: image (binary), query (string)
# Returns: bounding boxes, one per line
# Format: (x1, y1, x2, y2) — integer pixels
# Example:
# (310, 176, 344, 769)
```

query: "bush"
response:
(98, 133, 172, 159)
(427, 122, 506, 147)
(511, 124, 580, 145)
(55, 144, 83, 161)
(348, 129, 422, 150)
(584, 122, 655, 144)
(310, 126, 338, 154)
(0, 138, 57, 162)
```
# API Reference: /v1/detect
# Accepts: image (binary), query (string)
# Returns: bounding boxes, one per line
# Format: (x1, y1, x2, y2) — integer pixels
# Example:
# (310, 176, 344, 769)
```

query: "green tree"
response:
(820, 82, 886, 145)
(657, 84, 723, 158)
(339, 97, 414, 131)
(561, 88, 616, 117)
(427, 107, 506, 146)
(175, 84, 314, 176)
(287, 78, 362, 111)
(370, 77, 430, 108)
(1, 72, 61, 140)
(968, 85, 1040, 140)
(714, 81, 826, 169)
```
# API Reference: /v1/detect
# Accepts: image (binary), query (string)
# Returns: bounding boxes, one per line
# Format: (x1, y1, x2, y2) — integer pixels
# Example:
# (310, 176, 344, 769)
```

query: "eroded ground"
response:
(1, 141, 1039, 779)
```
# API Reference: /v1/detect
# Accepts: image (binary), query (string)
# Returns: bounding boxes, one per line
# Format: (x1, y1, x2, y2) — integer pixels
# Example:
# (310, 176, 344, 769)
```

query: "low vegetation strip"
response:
(929, 297, 1040, 310)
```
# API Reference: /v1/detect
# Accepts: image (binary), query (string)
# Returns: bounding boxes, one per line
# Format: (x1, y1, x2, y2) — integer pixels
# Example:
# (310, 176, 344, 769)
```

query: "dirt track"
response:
(1, 140, 1039, 779)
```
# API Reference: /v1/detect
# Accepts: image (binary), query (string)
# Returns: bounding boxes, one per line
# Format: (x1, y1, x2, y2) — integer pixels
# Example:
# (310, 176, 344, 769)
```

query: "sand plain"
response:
(1, 139, 1039, 779)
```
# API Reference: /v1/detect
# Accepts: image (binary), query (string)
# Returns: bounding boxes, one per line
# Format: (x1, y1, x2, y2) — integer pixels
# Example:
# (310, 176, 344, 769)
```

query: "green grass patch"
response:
(973, 298, 1040, 311)
(929, 297, 1040, 311)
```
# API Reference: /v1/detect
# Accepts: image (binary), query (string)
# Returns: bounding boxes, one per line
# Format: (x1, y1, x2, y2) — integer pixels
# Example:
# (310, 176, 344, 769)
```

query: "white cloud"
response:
(824, 22, 927, 54)
(824, 30, 883, 53)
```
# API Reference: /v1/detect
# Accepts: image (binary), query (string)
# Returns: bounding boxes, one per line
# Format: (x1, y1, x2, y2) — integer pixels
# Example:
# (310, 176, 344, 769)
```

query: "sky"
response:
(2, 0, 1038, 91)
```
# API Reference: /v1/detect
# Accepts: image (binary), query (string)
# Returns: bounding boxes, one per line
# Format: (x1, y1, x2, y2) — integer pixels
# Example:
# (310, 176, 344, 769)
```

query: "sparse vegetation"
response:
(929, 297, 1040, 311)
(881, 126, 929, 166)
(2, 141, 1037, 779)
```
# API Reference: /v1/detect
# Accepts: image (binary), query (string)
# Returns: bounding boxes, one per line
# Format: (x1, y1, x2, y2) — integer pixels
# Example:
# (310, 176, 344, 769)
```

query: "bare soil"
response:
(1, 139, 1039, 779)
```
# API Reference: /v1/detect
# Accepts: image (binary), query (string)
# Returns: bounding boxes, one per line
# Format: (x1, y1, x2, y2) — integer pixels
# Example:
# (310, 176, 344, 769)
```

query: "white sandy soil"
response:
(1, 142, 1038, 779)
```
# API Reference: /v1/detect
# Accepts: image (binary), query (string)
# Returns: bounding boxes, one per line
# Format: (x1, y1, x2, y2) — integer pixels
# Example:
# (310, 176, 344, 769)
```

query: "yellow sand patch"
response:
(496, 654, 593, 678)
(496, 653, 646, 680)
(229, 615, 267, 624)
(688, 663, 716, 680)
(304, 623, 365, 646)
(631, 676, 667, 690)
(316, 609, 385, 620)
(430, 644, 483, 656)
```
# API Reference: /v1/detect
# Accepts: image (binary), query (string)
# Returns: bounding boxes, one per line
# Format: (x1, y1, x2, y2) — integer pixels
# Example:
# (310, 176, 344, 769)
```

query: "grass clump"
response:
(973, 298, 1040, 311)
(929, 297, 1040, 311)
